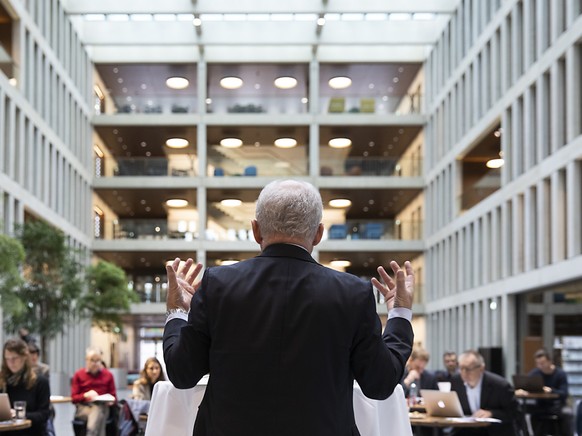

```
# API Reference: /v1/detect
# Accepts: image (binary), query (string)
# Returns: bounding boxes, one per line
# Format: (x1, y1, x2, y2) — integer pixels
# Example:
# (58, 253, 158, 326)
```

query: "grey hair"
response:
(255, 180, 323, 242)
(85, 347, 102, 358)
(459, 349, 485, 367)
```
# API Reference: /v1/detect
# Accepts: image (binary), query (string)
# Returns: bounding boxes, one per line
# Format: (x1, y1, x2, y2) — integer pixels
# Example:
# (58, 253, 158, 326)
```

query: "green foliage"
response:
(0, 234, 26, 315)
(4, 221, 85, 341)
(81, 260, 138, 333)
(0, 221, 139, 350)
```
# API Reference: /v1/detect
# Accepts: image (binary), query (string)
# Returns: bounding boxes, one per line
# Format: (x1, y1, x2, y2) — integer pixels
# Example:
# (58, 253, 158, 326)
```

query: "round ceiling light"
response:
(165, 199, 189, 208)
(220, 138, 243, 148)
(486, 158, 504, 169)
(328, 137, 352, 148)
(329, 198, 352, 208)
(165, 138, 189, 148)
(220, 199, 242, 207)
(220, 76, 243, 89)
(330, 259, 352, 268)
(274, 76, 298, 89)
(328, 76, 352, 89)
(166, 76, 189, 89)
(274, 138, 297, 148)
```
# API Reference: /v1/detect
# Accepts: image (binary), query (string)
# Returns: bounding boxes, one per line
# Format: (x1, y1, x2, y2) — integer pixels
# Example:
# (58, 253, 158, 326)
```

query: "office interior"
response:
(0, 0, 581, 401)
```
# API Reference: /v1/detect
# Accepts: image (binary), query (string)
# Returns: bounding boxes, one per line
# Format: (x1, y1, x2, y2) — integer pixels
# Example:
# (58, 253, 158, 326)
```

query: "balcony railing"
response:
(320, 156, 423, 177)
(97, 218, 423, 241)
(326, 220, 423, 241)
(95, 156, 197, 177)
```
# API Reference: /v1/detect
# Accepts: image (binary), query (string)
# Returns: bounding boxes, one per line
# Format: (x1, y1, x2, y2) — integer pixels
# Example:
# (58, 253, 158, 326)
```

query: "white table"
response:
(145, 376, 411, 436)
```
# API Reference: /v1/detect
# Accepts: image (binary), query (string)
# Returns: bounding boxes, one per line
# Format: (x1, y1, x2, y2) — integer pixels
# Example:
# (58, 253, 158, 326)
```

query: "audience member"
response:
(526, 348, 571, 435)
(27, 342, 56, 436)
(132, 357, 166, 401)
(451, 349, 518, 436)
(71, 347, 117, 436)
(401, 347, 438, 396)
(0, 338, 51, 436)
(27, 343, 50, 378)
(163, 179, 415, 435)
(435, 350, 458, 382)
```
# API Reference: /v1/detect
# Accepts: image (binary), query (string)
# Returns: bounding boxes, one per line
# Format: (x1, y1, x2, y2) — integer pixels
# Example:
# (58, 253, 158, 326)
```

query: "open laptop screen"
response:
(420, 389, 464, 417)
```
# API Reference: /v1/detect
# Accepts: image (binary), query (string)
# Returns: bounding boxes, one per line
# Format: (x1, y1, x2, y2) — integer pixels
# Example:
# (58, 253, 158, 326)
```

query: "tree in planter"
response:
(81, 260, 138, 334)
(0, 220, 85, 360)
(0, 220, 138, 363)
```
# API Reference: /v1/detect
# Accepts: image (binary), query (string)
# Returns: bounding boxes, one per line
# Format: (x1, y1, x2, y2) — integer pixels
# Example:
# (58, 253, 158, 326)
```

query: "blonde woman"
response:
(132, 357, 166, 400)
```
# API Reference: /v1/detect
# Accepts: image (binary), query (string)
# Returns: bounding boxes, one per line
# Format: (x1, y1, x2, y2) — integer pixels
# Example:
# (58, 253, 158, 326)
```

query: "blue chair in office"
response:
(244, 165, 257, 176)
(363, 223, 384, 239)
(329, 224, 348, 239)
(214, 167, 225, 176)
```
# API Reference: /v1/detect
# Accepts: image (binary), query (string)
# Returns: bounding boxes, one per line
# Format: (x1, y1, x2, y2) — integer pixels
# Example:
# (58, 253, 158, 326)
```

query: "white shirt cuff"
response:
(388, 307, 412, 322)
(165, 312, 188, 324)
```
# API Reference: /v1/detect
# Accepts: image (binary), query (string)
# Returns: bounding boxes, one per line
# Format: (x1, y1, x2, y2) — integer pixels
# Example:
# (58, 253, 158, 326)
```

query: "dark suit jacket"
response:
(451, 371, 518, 436)
(164, 243, 414, 436)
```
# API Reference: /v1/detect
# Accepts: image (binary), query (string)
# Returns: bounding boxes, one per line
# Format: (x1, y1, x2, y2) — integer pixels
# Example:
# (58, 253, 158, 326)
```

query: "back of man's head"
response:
(255, 180, 322, 244)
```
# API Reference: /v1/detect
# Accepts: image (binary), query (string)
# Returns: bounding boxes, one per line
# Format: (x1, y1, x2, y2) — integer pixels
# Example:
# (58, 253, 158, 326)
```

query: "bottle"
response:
(408, 381, 418, 407)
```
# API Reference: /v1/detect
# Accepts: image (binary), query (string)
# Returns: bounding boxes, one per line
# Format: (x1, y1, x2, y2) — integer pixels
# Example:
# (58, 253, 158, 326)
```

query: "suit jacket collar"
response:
(260, 243, 318, 264)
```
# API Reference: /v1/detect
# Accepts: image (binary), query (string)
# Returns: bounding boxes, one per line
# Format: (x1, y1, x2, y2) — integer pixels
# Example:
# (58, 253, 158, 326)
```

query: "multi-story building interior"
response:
(1, 0, 582, 400)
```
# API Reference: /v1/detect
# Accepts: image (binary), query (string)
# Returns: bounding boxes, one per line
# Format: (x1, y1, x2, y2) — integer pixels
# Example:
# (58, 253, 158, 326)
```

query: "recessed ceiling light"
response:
(486, 158, 504, 169)
(220, 138, 243, 148)
(328, 76, 352, 89)
(166, 199, 189, 208)
(166, 76, 189, 89)
(329, 198, 352, 208)
(220, 76, 243, 89)
(328, 138, 352, 148)
(274, 138, 297, 148)
(165, 138, 189, 148)
(220, 199, 242, 207)
(274, 76, 298, 89)
(330, 259, 351, 268)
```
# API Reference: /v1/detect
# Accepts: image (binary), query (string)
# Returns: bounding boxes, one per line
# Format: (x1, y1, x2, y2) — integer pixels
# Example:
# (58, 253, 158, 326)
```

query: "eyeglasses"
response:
(4, 356, 23, 363)
(459, 365, 482, 373)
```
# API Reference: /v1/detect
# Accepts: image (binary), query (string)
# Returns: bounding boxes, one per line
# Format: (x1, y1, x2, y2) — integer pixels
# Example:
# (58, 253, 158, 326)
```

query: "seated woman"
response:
(0, 338, 50, 435)
(132, 357, 166, 401)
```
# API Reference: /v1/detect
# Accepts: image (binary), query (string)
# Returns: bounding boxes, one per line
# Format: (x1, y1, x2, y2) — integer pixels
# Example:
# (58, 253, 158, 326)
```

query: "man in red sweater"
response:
(71, 348, 117, 436)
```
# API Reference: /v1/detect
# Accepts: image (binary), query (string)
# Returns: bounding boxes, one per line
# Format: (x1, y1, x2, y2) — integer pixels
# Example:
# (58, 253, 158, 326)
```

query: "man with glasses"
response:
(450, 349, 518, 436)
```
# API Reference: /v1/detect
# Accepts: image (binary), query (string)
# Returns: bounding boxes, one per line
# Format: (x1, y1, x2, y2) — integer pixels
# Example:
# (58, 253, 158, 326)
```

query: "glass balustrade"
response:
(97, 156, 197, 177)
(319, 156, 423, 177)
(99, 218, 423, 241)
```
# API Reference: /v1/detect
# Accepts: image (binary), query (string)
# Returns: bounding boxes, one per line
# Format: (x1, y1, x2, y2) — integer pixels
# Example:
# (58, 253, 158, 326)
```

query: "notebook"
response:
(420, 389, 464, 417)
(512, 374, 545, 393)
(0, 393, 12, 421)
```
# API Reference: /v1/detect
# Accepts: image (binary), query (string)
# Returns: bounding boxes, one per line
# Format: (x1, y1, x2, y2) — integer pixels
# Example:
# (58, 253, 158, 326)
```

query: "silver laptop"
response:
(420, 389, 465, 417)
(0, 393, 12, 421)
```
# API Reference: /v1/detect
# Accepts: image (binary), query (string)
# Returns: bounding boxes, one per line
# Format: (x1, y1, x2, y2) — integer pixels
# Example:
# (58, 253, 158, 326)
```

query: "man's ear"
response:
(251, 220, 262, 244)
(312, 223, 324, 246)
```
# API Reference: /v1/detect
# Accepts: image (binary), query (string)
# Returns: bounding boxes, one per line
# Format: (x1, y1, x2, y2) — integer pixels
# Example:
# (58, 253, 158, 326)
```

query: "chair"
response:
(360, 98, 375, 113)
(72, 404, 119, 436)
(213, 167, 224, 176)
(328, 97, 345, 113)
(243, 165, 257, 176)
(328, 224, 348, 239)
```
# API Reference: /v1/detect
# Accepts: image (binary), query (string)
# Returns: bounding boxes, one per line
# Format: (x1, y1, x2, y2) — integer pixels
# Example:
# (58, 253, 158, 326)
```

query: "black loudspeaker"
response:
(478, 347, 504, 377)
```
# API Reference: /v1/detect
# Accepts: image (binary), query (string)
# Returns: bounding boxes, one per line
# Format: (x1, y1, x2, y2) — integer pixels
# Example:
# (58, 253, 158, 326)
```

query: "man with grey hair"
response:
(450, 349, 518, 436)
(163, 179, 415, 436)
